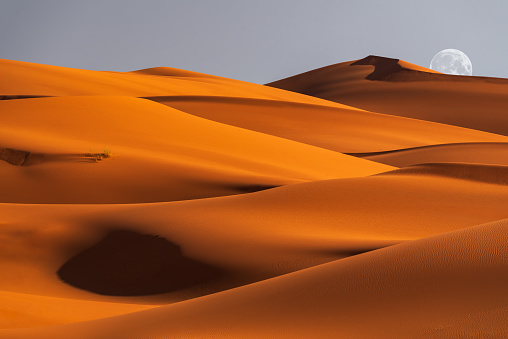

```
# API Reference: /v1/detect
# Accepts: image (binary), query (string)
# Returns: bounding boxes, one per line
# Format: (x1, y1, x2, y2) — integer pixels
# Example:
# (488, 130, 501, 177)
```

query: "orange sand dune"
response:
(0, 290, 154, 329)
(0, 58, 348, 108)
(0, 164, 506, 309)
(348, 142, 508, 167)
(0, 96, 392, 203)
(3, 218, 507, 338)
(130, 66, 226, 79)
(149, 95, 508, 153)
(268, 55, 508, 136)
(379, 162, 508, 185)
(2, 58, 507, 336)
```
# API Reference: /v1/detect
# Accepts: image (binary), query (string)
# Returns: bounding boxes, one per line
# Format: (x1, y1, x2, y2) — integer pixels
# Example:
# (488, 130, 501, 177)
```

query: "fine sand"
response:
(347, 142, 508, 167)
(1, 57, 507, 338)
(268, 55, 508, 136)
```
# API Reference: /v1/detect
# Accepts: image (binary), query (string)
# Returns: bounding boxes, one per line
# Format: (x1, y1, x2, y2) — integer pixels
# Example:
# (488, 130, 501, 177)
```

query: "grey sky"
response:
(1, 0, 506, 83)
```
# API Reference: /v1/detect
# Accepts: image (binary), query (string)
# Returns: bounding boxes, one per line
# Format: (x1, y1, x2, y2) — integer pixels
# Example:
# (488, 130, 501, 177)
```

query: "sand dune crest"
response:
(268, 55, 508, 136)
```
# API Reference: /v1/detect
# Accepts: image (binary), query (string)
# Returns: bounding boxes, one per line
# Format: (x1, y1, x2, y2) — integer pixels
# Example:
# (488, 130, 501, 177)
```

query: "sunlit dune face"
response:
(1, 57, 508, 338)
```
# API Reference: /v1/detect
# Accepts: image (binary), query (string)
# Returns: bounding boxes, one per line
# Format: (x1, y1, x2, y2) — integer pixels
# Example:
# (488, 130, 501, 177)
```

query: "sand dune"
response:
(148, 95, 508, 153)
(3, 218, 507, 338)
(0, 164, 506, 307)
(0, 58, 346, 107)
(1, 57, 507, 337)
(0, 96, 392, 203)
(268, 55, 508, 136)
(348, 142, 508, 167)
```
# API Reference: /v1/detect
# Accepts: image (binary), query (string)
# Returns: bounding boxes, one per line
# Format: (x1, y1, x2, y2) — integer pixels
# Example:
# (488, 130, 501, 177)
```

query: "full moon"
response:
(430, 49, 473, 75)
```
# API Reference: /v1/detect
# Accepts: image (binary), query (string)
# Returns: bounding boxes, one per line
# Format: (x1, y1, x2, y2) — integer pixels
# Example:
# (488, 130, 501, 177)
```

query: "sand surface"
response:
(1, 57, 507, 337)
(268, 55, 508, 136)
(348, 142, 508, 167)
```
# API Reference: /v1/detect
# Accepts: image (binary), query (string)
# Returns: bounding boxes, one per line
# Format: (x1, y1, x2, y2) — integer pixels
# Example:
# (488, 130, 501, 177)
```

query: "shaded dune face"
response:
(377, 162, 508, 185)
(220, 183, 279, 194)
(147, 96, 508, 154)
(267, 55, 508, 137)
(57, 230, 222, 296)
(350, 55, 405, 80)
(346, 142, 508, 167)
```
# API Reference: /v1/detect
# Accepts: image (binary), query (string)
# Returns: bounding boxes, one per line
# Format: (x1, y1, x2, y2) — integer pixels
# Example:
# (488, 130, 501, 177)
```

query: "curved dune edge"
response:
(377, 163, 508, 186)
(129, 66, 226, 79)
(148, 95, 508, 153)
(2, 218, 507, 338)
(0, 58, 349, 109)
(350, 55, 440, 80)
(0, 165, 507, 309)
(267, 55, 508, 137)
(347, 142, 508, 167)
(0, 96, 394, 203)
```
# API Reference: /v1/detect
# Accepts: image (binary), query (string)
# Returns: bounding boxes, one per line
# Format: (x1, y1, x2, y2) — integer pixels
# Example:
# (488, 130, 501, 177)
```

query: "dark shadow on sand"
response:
(0, 95, 52, 100)
(0, 148, 109, 166)
(57, 230, 223, 296)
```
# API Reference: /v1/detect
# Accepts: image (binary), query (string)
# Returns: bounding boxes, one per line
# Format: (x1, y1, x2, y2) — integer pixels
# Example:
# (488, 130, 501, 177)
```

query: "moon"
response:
(430, 49, 473, 75)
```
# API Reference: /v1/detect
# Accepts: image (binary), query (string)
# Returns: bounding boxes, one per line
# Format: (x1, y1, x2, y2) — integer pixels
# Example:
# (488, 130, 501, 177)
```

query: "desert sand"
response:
(1, 56, 507, 338)
(268, 55, 508, 136)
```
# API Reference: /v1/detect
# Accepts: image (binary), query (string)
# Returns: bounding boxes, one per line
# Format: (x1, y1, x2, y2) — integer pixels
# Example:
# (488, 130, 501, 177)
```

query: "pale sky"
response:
(1, 0, 506, 83)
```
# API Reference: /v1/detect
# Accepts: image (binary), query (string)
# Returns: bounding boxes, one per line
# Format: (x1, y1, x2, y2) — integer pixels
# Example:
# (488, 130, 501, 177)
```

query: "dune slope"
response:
(268, 55, 508, 136)
(348, 142, 508, 167)
(1, 58, 507, 337)
(0, 58, 347, 107)
(0, 163, 507, 308)
(149, 95, 508, 153)
(3, 218, 507, 338)
(0, 96, 393, 203)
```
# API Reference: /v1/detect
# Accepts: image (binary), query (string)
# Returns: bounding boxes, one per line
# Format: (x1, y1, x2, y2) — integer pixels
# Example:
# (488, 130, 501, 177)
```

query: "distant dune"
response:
(268, 55, 508, 136)
(348, 142, 508, 167)
(148, 95, 508, 153)
(1, 56, 507, 337)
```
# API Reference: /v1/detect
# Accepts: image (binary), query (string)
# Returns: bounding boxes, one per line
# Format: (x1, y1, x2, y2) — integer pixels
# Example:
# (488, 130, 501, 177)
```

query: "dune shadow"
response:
(327, 245, 389, 258)
(0, 147, 109, 166)
(350, 55, 404, 80)
(57, 230, 223, 296)
(0, 95, 51, 100)
(229, 184, 279, 194)
(351, 55, 508, 84)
